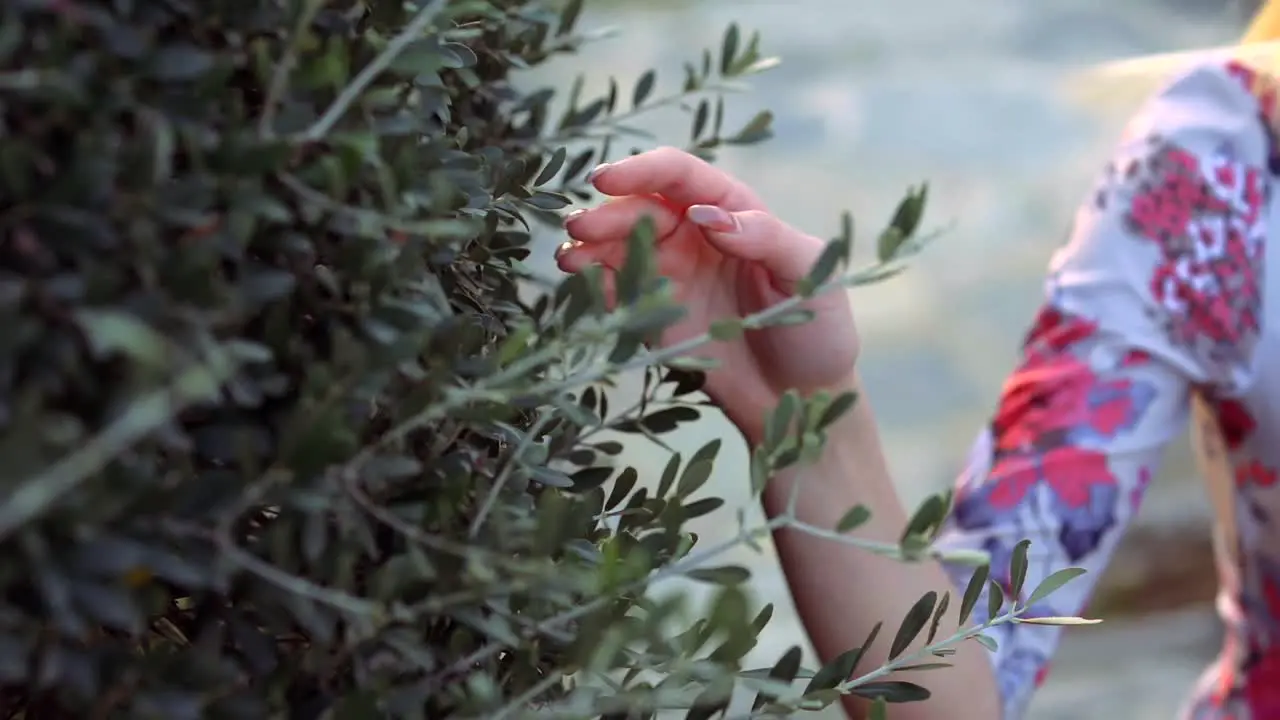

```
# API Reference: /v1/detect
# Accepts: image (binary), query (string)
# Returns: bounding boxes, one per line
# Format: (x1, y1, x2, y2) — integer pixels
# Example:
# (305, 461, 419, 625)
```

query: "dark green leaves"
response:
(987, 579, 1005, 621)
(836, 505, 872, 533)
(797, 236, 851, 295)
(1009, 538, 1032, 599)
(616, 216, 659, 305)
(889, 591, 936, 660)
(676, 459, 713, 498)
(851, 681, 931, 703)
(534, 147, 568, 186)
(877, 184, 929, 262)
(633, 70, 657, 108)
(1025, 567, 1087, 608)
(570, 466, 613, 492)
(958, 564, 990, 626)
(806, 622, 879, 693)
(0, 3, 1077, 718)
(687, 565, 750, 585)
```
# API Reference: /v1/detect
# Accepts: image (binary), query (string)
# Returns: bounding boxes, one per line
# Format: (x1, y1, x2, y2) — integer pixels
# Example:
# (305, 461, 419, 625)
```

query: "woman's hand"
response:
(555, 147, 860, 441)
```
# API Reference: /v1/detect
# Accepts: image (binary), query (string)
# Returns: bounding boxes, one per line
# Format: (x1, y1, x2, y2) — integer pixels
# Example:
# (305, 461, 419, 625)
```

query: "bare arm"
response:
(753, 374, 1001, 720)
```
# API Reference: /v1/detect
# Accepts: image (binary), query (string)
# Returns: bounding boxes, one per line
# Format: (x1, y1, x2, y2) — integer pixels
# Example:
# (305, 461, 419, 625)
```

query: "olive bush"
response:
(0, 0, 1092, 718)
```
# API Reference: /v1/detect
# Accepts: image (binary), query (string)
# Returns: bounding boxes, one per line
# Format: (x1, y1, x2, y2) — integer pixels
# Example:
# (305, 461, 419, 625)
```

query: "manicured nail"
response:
(555, 240, 581, 259)
(686, 204, 738, 233)
(586, 163, 612, 182)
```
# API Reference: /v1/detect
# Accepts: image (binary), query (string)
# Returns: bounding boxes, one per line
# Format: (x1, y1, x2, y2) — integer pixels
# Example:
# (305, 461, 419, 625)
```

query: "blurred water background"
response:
(519, 0, 1256, 716)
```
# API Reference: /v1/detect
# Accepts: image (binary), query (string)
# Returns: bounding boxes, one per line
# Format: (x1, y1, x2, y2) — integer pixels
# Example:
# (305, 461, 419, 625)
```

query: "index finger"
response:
(589, 147, 766, 212)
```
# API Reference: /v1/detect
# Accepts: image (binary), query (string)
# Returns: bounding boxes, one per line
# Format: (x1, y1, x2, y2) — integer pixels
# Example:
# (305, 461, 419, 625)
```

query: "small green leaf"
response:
(900, 492, 950, 543)
(687, 565, 750, 585)
(691, 98, 710, 141)
(817, 391, 858, 430)
(804, 648, 860, 694)
(764, 391, 800, 451)
(805, 622, 880, 693)
(719, 22, 740, 76)
(1025, 567, 1088, 609)
(690, 438, 721, 466)
(971, 634, 998, 652)
(958, 564, 989, 626)
(759, 308, 814, 327)
(851, 681, 931, 703)
(836, 505, 872, 533)
(569, 466, 613, 492)
(1009, 538, 1032, 601)
(749, 450, 771, 496)
(889, 183, 928, 238)
(986, 579, 1004, 622)
(751, 603, 775, 634)
(616, 216, 657, 304)
(876, 228, 907, 263)
(709, 318, 743, 341)
(869, 698, 888, 720)
(526, 190, 572, 210)
(604, 468, 638, 510)
(676, 459, 713, 498)
(726, 109, 774, 145)
(927, 591, 950, 644)
(889, 591, 937, 660)
(557, 0, 585, 35)
(656, 453, 682, 498)
(769, 645, 803, 683)
(683, 496, 724, 519)
(534, 146, 568, 186)
(633, 69, 656, 108)
(800, 237, 848, 292)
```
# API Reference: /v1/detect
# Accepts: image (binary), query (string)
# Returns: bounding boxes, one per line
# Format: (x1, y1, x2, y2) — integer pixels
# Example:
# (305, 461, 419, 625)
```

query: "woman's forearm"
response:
(755, 375, 1001, 720)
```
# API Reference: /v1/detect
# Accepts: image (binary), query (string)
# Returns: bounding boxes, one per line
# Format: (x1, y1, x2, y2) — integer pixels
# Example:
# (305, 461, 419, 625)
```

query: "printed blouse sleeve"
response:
(933, 61, 1272, 719)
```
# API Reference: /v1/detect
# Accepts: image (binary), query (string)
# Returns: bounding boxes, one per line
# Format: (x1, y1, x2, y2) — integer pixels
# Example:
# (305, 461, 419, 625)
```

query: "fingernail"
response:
(686, 204, 738, 233)
(563, 208, 588, 225)
(555, 240, 582, 259)
(586, 163, 612, 182)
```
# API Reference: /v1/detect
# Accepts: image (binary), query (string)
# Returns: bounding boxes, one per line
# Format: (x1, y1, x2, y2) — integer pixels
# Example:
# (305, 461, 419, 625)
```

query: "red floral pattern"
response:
(952, 307, 1156, 561)
(935, 60, 1277, 720)
(1217, 397, 1259, 450)
(1122, 142, 1266, 366)
(1237, 459, 1279, 490)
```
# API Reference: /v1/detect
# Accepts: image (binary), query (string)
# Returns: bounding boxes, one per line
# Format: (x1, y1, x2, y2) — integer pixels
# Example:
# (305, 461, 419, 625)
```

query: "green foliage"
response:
(0, 1, 1093, 718)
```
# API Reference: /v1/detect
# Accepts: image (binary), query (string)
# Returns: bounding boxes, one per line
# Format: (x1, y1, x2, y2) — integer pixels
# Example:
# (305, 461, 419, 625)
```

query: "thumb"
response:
(686, 204, 823, 283)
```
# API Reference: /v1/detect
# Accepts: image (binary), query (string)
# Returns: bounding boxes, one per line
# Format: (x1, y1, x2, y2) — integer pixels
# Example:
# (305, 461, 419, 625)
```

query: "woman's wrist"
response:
(732, 371, 862, 449)
(749, 372, 904, 527)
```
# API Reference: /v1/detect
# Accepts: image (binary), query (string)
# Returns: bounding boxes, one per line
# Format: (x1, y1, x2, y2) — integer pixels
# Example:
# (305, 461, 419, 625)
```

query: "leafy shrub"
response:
(0, 0, 1091, 718)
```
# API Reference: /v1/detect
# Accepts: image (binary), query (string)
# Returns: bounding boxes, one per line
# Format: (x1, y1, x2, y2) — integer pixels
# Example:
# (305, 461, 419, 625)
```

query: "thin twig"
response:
(469, 414, 552, 539)
(300, 0, 446, 141)
(258, 0, 325, 137)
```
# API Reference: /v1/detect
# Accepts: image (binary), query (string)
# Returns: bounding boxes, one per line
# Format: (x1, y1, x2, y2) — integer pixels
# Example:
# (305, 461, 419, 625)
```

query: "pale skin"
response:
(554, 147, 1001, 720)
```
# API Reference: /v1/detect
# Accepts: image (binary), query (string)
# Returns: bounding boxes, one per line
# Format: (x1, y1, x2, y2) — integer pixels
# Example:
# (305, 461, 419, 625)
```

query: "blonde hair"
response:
(1244, 0, 1280, 44)
(1063, 2, 1280, 118)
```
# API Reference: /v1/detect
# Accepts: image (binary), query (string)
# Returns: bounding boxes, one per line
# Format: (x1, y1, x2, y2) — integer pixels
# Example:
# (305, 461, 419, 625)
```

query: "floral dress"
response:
(934, 59, 1280, 719)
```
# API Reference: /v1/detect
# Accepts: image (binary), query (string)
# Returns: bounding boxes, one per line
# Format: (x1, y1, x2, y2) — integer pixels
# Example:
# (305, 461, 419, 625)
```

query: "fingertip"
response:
(586, 162, 614, 189)
(686, 204, 739, 234)
(555, 247, 589, 274)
